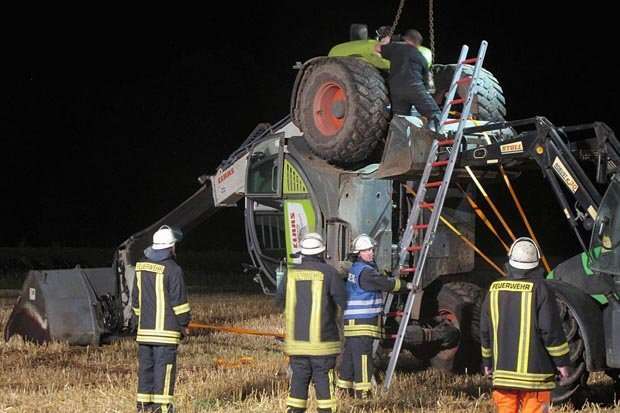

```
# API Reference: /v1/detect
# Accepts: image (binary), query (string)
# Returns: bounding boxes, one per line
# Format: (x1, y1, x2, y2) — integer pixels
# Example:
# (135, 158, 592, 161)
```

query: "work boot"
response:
(287, 408, 305, 413)
(136, 402, 154, 412)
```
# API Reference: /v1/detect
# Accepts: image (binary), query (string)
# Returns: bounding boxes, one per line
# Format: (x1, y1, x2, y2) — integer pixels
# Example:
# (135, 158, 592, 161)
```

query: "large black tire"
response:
(296, 57, 390, 164)
(432, 64, 507, 122)
(428, 281, 483, 372)
(552, 294, 589, 406)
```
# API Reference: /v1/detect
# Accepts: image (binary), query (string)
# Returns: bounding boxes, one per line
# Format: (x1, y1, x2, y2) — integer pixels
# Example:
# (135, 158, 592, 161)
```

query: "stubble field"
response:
(1, 293, 620, 412)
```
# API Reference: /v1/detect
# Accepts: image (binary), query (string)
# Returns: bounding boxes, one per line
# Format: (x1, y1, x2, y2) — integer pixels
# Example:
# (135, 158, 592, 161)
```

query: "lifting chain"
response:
(388, 0, 407, 37)
(429, 0, 435, 58)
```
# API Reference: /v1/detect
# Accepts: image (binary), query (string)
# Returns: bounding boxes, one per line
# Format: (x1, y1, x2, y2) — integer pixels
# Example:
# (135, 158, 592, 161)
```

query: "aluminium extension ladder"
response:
(380, 40, 489, 390)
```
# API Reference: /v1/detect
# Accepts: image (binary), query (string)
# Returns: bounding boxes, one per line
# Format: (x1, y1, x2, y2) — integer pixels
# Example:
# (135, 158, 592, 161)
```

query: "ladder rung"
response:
(420, 202, 434, 209)
(407, 245, 422, 252)
(461, 57, 478, 64)
(400, 267, 416, 274)
(456, 76, 472, 85)
(386, 311, 403, 317)
(437, 139, 455, 146)
(449, 98, 464, 105)
(425, 181, 443, 188)
(442, 119, 460, 125)
(412, 224, 428, 230)
(431, 160, 448, 167)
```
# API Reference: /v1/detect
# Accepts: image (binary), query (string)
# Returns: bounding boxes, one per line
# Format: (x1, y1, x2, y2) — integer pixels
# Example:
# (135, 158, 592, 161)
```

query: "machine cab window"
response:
(591, 177, 620, 275)
(246, 136, 283, 197)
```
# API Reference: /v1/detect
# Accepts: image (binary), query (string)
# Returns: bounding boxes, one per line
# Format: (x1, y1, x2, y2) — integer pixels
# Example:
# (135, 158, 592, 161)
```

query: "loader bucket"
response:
(4, 267, 116, 345)
(375, 116, 439, 179)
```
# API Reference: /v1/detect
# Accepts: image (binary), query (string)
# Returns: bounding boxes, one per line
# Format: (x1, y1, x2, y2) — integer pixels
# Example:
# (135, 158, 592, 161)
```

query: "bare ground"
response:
(1, 293, 619, 412)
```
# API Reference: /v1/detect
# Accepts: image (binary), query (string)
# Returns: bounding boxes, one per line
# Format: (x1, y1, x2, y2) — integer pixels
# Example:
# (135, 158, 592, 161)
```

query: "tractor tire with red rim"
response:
(430, 281, 483, 373)
(296, 57, 390, 165)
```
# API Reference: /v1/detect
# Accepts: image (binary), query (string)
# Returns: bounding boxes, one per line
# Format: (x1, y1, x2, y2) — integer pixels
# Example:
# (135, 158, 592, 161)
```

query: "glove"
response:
(406, 282, 415, 290)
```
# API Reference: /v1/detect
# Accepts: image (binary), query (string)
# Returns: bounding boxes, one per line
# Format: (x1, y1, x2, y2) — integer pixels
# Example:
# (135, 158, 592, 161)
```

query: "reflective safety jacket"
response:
(343, 259, 407, 338)
(131, 255, 191, 345)
(275, 255, 347, 356)
(480, 267, 571, 390)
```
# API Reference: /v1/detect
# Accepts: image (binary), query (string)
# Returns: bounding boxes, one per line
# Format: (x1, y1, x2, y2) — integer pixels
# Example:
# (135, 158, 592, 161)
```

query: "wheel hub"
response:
(313, 82, 346, 136)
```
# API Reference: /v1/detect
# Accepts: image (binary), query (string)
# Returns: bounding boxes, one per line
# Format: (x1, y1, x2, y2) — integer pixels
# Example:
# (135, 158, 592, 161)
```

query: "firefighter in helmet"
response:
(480, 237, 571, 413)
(336, 234, 410, 398)
(276, 232, 347, 413)
(132, 225, 191, 413)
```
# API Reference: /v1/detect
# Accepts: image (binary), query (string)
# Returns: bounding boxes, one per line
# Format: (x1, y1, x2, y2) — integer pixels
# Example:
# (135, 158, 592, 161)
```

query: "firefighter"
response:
(480, 237, 571, 413)
(336, 234, 410, 398)
(132, 225, 191, 413)
(275, 232, 347, 413)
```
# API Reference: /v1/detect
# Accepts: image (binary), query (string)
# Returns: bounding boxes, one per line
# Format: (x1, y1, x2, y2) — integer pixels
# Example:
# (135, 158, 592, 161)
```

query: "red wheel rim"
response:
(312, 81, 346, 136)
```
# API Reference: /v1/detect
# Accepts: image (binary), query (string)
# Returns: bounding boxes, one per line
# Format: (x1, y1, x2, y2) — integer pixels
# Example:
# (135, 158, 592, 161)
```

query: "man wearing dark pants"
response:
(132, 225, 191, 413)
(375, 29, 441, 128)
(275, 232, 347, 413)
(336, 234, 410, 398)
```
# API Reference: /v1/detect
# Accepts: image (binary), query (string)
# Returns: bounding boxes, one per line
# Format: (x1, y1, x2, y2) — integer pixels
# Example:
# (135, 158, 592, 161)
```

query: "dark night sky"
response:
(3, 3, 617, 254)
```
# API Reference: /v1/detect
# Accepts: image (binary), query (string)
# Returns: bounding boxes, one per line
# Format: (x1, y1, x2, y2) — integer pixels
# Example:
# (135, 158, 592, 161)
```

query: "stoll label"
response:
(552, 157, 579, 193)
(499, 141, 524, 154)
(29, 288, 36, 301)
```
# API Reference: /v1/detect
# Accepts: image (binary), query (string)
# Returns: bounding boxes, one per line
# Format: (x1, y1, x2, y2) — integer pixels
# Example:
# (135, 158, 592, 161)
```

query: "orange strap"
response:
(188, 321, 284, 339)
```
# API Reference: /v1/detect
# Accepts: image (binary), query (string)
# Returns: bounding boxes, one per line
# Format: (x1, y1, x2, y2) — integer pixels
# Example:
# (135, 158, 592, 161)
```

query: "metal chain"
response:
(429, 0, 435, 58)
(389, 0, 407, 37)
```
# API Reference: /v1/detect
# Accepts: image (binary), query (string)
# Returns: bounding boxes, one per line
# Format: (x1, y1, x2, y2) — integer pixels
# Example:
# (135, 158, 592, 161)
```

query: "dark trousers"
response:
(287, 355, 337, 413)
(137, 344, 177, 413)
(337, 336, 374, 392)
(390, 82, 441, 120)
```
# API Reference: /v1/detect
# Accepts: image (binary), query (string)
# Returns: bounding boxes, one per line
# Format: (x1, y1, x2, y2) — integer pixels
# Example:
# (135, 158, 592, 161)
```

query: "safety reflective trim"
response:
(492, 377, 555, 390)
(317, 398, 337, 410)
(490, 289, 499, 370)
(137, 393, 153, 402)
(517, 291, 532, 373)
(328, 368, 336, 411)
(286, 397, 308, 408)
(132, 307, 140, 316)
(546, 342, 570, 357)
(490, 281, 533, 292)
(173, 302, 191, 315)
(336, 378, 354, 389)
(137, 335, 180, 345)
(353, 381, 372, 391)
(493, 369, 556, 380)
(481, 346, 492, 358)
(362, 354, 368, 386)
(392, 278, 402, 292)
(285, 272, 297, 345)
(152, 394, 174, 404)
(309, 277, 324, 344)
(136, 271, 142, 315)
(284, 341, 342, 356)
(347, 298, 384, 306)
(163, 363, 173, 399)
(344, 324, 383, 338)
(156, 272, 165, 331)
(137, 329, 181, 338)
(343, 308, 382, 316)
(136, 262, 166, 273)
(289, 269, 324, 282)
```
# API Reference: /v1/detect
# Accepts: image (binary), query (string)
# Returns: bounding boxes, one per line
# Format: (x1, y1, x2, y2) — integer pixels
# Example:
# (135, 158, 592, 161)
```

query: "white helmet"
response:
(152, 225, 181, 250)
(508, 237, 541, 270)
(352, 234, 376, 253)
(300, 232, 326, 255)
